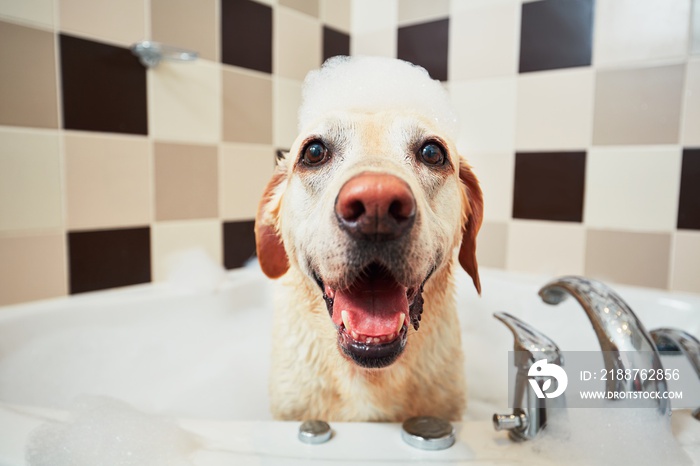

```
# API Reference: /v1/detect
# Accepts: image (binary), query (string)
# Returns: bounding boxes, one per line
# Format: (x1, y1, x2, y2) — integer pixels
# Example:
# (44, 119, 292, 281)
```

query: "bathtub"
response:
(0, 263, 699, 465)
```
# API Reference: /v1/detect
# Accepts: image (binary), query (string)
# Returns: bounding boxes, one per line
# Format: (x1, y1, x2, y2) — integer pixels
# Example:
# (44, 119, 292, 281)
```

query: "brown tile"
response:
(221, 0, 272, 73)
(476, 221, 508, 269)
(671, 231, 700, 293)
(154, 142, 219, 221)
(59, 0, 146, 46)
(0, 21, 58, 128)
(223, 220, 256, 269)
(397, 18, 449, 81)
(151, 0, 218, 61)
(678, 148, 700, 230)
(585, 229, 671, 289)
(280, 0, 319, 17)
(0, 235, 66, 305)
(323, 25, 350, 62)
(593, 64, 684, 145)
(223, 68, 273, 144)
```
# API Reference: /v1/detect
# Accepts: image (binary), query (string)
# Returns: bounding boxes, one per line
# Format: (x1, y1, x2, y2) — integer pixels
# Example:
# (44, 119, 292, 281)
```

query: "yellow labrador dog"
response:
(255, 57, 483, 422)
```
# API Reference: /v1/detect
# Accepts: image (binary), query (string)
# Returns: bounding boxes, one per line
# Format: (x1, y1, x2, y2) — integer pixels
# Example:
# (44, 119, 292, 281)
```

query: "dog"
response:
(254, 57, 483, 422)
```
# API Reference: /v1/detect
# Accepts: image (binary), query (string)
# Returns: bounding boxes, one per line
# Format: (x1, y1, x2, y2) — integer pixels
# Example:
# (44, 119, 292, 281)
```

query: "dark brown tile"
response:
(223, 220, 256, 269)
(678, 148, 700, 230)
(60, 34, 147, 134)
(397, 18, 449, 81)
(513, 151, 586, 222)
(221, 0, 272, 73)
(519, 0, 593, 73)
(323, 25, 349, 62)
(68, 227, 151, 294)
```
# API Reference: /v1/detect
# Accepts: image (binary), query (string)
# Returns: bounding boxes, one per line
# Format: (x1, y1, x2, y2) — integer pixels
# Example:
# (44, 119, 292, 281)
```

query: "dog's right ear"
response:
(255, 170, 289, 279)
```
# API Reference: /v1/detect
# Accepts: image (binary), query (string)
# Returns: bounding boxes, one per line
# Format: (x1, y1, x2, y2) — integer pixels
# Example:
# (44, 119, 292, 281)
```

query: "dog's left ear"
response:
(458, 159, 484, 294)
(255, 171, 290, 279)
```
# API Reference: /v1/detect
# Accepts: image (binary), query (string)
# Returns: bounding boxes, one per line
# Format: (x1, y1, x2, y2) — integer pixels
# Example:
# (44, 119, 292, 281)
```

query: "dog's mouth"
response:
(314, 263, 427, 369)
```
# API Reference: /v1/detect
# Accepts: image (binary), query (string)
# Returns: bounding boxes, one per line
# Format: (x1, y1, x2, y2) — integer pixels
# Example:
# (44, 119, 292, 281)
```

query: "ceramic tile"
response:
(220, 144, 275, 220)
(151, 220, 223, 282)
(64, 133, 151, 230)
(671, 231, 700, 293)
(678, 148, 700, 230)
(320, 0, 351, 32)
(0, 0, 54, 28)
(451, 0, 520, 11)
(398, 0, 449, 25)
(585, 229, 671, 289)
(584, 147, 682, 232)
(323, 26, 350, 62)
(274, 78, 303, 147)
(223, 68, 273, 144)
(476, 221, 508, 269)
(593, 65, 684, 145)
(280, 0, 319, 17)
(351, 0, 397, 33)
(397, 18, 449, 81)
(449, 3, 519, 80)
(693, 0, 700, 54)
(150, 60, 221, 144)
(151, 0, 218, 61)
(594, 0, 691, 66)
(0, 129, 62, 232)
(466, 151, 514, 222)
(515, 68, 593, 150)
(0, 235, 66, 305)
(274, 7, 322, 80)
(681, 60, 700, 146)
(0, 21, 58, 129)
(507, 220, 585, 275)
(351, 29, 396, 58)
(59, 0, 146, 46)
(154, 142, 219, 221)
(223, 220, 256, 268)
(221, 0, 272, 73)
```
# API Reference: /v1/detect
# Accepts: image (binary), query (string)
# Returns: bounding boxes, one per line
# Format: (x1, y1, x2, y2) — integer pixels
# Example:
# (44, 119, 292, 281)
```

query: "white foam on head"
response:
(299, 56, 459, 139)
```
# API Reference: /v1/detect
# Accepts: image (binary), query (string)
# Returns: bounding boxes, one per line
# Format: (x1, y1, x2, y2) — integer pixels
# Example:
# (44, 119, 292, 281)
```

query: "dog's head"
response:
(255, 57, 482, 369)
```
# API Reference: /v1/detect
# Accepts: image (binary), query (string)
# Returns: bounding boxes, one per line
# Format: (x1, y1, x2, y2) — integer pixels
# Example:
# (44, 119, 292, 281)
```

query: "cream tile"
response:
(516, 68, 594, 150)
(0, 128, 61, 232)
(151, 0, 218, 61)
(274, 7, 321, 80)
(320, 0, 351, 32)
(0, 0, 54, 28)
(280, 0, 319, 17)
(351, 0, 397, 33)
(223, 68, 272, 144)
(693, 0, 700, 54)
(593, 65, 685, 145)
(671, 231, 700, 293)
(585, 229, 671, 289)
(64, 133, 151, 230)
(449, 77, 517, 152)
(60, 0, 146, 46)
(476, 221, 508, 269)
(449, 3, 519, 80)
(0, 234, 66, 305)
(274, 77, 303, 148)
(466, 151, 514, 222)
(594, 0, 690, 66)
(151, 220, 222, 282)
(451, 0, 520, 10)
(506, 220, 585, 276)
(398, 0, 449, 25)
(150, 60, 221, 144)
(584, 147, 682, 232)
(682, 60, 700, 146)
(220, 144, 275, 220)
(351, 29, 397, 58)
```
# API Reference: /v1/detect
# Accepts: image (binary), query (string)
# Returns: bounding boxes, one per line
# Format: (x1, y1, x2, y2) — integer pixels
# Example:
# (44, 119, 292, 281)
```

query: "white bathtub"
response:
(0, 264, 699, 465)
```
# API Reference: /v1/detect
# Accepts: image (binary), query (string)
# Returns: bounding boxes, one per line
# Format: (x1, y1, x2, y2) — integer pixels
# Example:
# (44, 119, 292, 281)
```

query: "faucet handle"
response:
(494, 312, 562, 368)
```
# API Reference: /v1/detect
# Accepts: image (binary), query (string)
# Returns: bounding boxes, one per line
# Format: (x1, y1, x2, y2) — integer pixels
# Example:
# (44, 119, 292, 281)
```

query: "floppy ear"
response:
(458, 160, 484, 295)
(254, 171, 290, 278)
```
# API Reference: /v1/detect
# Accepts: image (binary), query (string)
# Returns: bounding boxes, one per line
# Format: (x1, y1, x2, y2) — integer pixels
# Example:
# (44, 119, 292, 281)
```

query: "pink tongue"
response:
(333, 277, 408, 336)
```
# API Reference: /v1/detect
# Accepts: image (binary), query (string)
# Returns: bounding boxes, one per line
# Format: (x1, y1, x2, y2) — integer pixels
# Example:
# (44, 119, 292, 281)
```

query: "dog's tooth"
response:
(351, 330, 359, 340)
(366, 337, 372, 344)
(372, 337, 380, 344)
(396, 313, 405, 334)
(341, 310, 351, 331)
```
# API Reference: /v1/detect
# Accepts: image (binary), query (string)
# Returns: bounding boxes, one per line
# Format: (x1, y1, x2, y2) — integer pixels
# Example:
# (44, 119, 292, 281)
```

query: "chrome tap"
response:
(539, 276, 670, 417)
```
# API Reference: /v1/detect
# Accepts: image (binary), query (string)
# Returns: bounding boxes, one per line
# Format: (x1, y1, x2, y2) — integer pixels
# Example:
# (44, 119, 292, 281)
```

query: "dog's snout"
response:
(335, 173, 416, 241)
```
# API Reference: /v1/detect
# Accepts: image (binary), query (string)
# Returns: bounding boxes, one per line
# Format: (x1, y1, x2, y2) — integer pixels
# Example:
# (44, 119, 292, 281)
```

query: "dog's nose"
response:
(335, 173, 416, 241)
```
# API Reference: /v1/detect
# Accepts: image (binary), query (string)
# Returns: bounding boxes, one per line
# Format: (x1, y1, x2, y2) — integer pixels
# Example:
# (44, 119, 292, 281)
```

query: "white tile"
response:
(671, 231, 700, 293)
(152, 220, 222, 282)
(275, 7, 322, 80)
(476, 221, 508, 268)
(220, 144, 275, 221)
(351, 0, 397, 33)
(594, 0, 691, 66)
(506, 220, 586, 276)
(682, 59, 700, 146)
(465, 151, 514, 222)
(692, 0, 700, 55)
(515, 68, 594, 150)
(351, 29, 396, 58)
(584, 146, 682, 232)
(0, 0, 54, 28)
(449, 77, 517, 152)
(274, 77, 303, 148)
(398, 0, 449, 26)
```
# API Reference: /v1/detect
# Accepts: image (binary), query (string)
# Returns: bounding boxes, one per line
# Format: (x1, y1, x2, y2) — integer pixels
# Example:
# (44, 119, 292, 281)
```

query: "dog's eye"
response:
(418, 142, 446, 166)
(302, 141, 329, 166)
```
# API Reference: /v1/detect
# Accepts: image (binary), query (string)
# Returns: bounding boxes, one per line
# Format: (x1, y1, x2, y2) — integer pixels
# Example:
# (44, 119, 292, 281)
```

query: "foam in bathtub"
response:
(26, 395, 198, 466)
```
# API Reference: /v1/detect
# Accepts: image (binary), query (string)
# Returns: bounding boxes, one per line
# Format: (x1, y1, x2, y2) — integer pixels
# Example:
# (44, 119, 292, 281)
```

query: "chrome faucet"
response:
(539, 276, 671, 417)
(492, 312, 566, 441)
(650, 328, 700, 420)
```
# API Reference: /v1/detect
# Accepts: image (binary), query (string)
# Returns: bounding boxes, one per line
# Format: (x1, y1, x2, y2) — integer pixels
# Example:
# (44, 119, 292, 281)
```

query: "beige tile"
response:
(351, 0, 397, 34)
(0, 234, 66, 305)
(220, 144, 275, 220)
(585, 229, 671, 289)
(507, 220, 586, 276)
(0, 0, 54, 28)
(274, 7, 321, 80)
(155, 142, 219, 221)
(671, 231, 700, 293)
(0, 22, 58, 129)
(151, 0, 218, 61)
(150, 60, 221, 144)
(452, 0, 520, 10)
(594, 0, 690, 66)
(584, 147, 682, 232)
(0, 129, 61, 232)
(320, 0, 351, 32)
(682, 60, 700, 146)
(274, 77, 303, 148)
(152, 220, 222, 282)
(351, 29, 396, 58)
(60, 0, 146, 46)
(476, 221, 508, 269)
(223, 68, 273, 144)
(64, 133, 151, 230)
(593, 65, 684, 145)
(466, 151, 514, 222)
(516, 68, 594, 150)
(398, 0, 449, 25)
(449, 77, 517, 152)
(280, 0, 319, 17)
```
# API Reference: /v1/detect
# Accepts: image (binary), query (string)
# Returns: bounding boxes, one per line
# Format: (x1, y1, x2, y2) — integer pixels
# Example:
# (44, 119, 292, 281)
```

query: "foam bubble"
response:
(299, 56, 459, 139)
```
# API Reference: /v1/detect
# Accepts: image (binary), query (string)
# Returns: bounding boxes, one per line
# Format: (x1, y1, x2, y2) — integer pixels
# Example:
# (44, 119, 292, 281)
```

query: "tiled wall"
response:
(1, 0, 698, 306)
